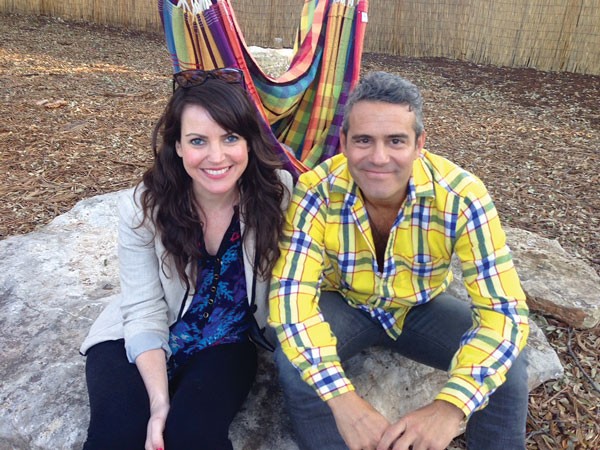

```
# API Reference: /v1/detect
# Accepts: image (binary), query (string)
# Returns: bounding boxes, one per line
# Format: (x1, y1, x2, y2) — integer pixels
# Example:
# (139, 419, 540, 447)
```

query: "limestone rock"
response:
(0, 192, 123, 450)
(505, 228, 600, 329)
(0, 190, 564, 449)
(446, 227, 600, 329)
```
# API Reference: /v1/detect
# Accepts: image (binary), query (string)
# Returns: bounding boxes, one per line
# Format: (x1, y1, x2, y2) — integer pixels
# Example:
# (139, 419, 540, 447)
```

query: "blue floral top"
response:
(167, 209, 251, 377)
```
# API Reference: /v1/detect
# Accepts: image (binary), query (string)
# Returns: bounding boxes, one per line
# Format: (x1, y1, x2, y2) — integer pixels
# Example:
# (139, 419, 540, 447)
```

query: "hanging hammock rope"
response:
(158, 0, 369, 175)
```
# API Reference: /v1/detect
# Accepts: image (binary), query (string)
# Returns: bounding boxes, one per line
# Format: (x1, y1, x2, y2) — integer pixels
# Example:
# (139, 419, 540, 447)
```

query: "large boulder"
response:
(506, 228, 600, 329)
(0, 190, 567, 449)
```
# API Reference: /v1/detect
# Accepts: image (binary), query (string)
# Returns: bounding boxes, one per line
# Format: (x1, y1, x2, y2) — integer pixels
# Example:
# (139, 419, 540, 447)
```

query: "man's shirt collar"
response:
(326, 150, 437, 208)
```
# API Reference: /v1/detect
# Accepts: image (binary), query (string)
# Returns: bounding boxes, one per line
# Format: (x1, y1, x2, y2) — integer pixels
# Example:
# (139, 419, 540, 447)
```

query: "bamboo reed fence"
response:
(0, 0, 598, 75)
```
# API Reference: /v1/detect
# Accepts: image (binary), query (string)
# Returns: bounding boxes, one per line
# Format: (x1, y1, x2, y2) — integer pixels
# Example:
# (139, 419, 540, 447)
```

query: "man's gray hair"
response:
(342, 71, 424, 138)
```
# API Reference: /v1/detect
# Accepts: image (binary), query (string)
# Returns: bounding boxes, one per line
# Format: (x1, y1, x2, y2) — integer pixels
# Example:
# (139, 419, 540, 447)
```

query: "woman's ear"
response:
(175, 141, 182, 157)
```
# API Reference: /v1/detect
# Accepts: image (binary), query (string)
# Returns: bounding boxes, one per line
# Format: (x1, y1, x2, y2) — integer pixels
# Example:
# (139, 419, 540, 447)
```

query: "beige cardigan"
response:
(80, 170, 293, 362)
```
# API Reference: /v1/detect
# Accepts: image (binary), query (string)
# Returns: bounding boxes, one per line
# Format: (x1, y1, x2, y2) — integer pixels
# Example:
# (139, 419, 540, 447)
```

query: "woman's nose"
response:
(206, 144, 226, 163)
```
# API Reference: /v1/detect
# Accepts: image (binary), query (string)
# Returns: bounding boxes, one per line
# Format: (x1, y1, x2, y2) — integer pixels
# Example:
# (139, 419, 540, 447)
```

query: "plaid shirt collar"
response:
(326, 150, 437, 211)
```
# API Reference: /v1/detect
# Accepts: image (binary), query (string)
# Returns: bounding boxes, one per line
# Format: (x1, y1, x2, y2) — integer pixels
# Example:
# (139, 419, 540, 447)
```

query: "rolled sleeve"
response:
(125, 331, 171, 363)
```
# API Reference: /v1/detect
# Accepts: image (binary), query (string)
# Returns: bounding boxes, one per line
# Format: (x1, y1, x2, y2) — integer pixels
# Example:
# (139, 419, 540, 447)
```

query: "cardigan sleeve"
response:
(118, 189, 171, 363)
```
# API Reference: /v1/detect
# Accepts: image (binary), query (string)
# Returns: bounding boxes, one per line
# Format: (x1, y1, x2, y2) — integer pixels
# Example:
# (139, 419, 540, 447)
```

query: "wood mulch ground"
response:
(1, 13, 598, 449)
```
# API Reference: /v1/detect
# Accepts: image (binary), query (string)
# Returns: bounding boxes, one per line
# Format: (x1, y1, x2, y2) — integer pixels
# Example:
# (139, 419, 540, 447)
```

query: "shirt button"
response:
(210, 286, 216, 293)
(203, 312, 209, 319)
(208, 298, 214, 304)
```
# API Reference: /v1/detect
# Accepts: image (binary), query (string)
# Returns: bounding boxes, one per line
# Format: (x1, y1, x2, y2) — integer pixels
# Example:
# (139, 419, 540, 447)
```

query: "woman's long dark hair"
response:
(138, 79, 286, 291)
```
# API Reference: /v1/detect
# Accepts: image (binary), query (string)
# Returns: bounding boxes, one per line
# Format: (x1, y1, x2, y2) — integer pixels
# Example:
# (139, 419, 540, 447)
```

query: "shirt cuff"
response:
(304, 362, 355, 401)
(125, 332, 171, 363)
(435, 376, 490, 418)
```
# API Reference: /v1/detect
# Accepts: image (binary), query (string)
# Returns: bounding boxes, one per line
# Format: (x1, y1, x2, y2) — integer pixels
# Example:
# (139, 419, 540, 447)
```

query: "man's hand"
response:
(376, 400, 465, 450)
(328, 391, 391, 450)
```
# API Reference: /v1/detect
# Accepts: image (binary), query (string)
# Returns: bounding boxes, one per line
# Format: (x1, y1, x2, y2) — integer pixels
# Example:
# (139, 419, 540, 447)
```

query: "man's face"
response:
(341, 100, 426, 209)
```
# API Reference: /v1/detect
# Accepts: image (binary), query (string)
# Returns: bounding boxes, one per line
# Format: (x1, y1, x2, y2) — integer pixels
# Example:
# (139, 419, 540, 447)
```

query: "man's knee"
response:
(502, 348, 529, 393)
(484, 348, 529, 413)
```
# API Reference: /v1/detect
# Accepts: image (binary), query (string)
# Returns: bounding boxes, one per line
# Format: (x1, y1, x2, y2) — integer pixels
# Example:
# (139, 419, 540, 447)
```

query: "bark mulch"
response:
(1, 13, 598, 449)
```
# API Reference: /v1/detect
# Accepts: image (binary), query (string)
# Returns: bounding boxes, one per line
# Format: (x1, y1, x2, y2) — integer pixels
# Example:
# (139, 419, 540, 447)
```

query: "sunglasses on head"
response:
(172, 68, 245, 91)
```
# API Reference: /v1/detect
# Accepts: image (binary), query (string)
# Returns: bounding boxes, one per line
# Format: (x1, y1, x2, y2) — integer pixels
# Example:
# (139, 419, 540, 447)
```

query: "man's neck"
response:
(363, 196, 406, 272)
(363, 194, 405, 229)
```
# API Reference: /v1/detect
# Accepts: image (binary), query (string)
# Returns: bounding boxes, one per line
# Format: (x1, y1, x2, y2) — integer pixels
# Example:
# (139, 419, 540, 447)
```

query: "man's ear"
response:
(416, 130, 427, 155)
(339, 131, 347, 156)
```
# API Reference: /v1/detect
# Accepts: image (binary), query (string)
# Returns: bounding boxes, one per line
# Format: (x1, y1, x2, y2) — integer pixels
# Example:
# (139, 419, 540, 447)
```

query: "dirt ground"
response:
(1, 12, 599, 449)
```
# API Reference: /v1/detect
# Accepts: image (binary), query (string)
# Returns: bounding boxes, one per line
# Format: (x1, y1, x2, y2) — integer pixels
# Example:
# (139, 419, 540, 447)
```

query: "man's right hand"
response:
(327, 391, 391, 450)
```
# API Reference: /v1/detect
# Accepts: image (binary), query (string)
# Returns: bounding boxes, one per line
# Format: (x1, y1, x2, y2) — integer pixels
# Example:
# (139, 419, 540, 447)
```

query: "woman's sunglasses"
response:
(172, 68, 245, 91)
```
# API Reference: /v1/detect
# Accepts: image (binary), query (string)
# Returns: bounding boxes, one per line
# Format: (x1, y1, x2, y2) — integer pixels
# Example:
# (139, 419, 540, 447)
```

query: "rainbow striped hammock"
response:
(158, 0, 369, 176)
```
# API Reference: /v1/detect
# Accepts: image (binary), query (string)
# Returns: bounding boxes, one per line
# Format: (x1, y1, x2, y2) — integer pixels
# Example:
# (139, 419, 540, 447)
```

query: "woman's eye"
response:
(190, 138, 205, 145)
(225, 134, 240, 143)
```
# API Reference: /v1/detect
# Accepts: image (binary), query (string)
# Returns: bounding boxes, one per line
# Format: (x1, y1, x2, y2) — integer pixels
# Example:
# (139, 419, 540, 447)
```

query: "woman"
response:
(80, 68, 293, 450)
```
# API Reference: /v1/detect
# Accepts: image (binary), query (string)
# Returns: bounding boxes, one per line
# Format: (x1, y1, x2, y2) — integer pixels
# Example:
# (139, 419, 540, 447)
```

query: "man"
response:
(269, 72, 529, 450)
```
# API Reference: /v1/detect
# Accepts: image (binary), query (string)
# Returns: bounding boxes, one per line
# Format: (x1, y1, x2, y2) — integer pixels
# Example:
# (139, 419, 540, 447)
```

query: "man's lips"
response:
(362, 169, 393, 176)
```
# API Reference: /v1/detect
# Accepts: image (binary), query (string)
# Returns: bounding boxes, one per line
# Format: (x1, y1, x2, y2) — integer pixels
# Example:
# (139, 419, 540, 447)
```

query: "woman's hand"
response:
(135, 349, 171, 450)
(145, 402, 170, 450)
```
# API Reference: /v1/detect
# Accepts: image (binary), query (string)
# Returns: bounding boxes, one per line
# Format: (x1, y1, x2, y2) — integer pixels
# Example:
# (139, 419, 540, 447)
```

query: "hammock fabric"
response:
(158, 0, 369, 176)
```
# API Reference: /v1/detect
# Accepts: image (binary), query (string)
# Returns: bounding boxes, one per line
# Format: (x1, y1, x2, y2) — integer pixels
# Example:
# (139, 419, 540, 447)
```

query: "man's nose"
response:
(370, 141, 390, 165)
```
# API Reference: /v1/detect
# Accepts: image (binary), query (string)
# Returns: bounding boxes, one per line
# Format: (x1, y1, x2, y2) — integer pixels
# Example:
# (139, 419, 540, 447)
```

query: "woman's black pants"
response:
(82, 339, 257, 450)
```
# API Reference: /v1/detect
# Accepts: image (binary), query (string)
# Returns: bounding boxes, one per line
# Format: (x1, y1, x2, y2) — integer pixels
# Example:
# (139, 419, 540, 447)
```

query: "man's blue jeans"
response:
(274, 291, 529, 450)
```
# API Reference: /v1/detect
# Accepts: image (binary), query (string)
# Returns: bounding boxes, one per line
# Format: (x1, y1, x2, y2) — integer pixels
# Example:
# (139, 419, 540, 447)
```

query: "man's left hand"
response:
(376, 400, 465, 450)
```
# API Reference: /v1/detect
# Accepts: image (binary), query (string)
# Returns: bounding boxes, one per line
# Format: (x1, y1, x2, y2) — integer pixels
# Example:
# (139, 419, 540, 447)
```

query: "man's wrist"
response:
(433, 400, 467, 436)
(327, 390, 358, 411)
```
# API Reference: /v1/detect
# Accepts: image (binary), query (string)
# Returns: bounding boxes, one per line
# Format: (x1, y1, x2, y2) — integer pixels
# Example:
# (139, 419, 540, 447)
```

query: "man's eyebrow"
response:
(350, 133, 410, 140)
(350, 133, 372, 140)
(387, 133, 409, 139)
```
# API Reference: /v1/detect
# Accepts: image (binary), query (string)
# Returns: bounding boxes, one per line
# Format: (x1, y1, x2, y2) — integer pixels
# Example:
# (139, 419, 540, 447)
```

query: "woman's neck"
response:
(194, 187, 240, 217)
(195, 189, 240, 256)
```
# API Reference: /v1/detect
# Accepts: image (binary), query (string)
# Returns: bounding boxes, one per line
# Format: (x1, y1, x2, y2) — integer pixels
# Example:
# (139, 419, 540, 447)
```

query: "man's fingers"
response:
(376, 420, 407, 450)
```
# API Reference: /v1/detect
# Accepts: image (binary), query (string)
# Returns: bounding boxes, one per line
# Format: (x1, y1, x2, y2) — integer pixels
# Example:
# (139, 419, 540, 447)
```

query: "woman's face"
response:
(176, 104, 249, 203)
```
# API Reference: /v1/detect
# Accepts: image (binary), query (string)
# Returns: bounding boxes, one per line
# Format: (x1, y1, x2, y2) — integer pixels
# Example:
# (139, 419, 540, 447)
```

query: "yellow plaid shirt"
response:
(269, 151, 529, 417)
